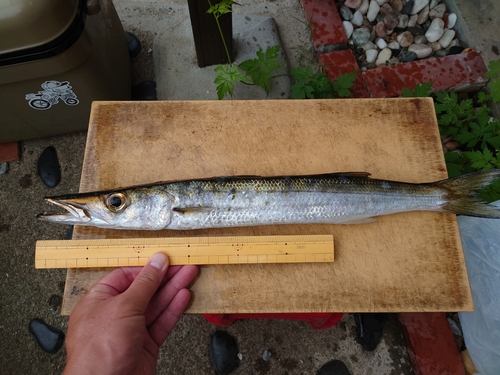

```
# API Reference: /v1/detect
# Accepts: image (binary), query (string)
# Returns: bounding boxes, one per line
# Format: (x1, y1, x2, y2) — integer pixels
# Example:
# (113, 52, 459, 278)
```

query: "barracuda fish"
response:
(37, 170, 500, 230)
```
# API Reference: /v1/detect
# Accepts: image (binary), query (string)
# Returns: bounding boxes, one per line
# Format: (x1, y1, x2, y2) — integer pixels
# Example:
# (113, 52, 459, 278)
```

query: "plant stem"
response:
(208, 0, 232, 65)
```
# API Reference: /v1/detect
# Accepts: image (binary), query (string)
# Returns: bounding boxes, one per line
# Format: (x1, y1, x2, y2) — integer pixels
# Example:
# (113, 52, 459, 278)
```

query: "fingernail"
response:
(149, 252, 168, 270)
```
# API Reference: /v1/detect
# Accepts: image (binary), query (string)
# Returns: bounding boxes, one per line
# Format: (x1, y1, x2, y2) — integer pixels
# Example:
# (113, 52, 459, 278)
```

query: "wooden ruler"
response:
(35, 235, 334, 268)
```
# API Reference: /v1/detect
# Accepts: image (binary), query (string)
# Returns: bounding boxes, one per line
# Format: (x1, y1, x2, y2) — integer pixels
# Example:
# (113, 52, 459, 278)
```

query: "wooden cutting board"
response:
(61, 99, 473, 315)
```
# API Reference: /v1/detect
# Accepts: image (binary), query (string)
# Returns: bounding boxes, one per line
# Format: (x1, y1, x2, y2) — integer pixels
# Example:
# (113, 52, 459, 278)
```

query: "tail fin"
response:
(437, 170, 500, 218)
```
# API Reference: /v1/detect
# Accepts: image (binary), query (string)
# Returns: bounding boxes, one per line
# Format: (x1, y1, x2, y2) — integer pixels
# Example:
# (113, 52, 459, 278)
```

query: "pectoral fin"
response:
(173, 207, 212, 214)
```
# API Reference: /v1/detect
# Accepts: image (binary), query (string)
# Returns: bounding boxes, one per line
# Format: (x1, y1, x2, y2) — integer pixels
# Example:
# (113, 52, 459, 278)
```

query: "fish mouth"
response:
(37, 198, 93, 225)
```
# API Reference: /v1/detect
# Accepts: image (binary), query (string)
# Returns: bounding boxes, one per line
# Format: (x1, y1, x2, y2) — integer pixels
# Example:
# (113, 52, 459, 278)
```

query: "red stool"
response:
(203, 313, 343, 330)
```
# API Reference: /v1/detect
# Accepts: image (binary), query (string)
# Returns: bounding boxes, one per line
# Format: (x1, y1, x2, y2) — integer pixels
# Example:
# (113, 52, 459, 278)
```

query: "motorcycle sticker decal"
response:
(25, 80, 79, 110)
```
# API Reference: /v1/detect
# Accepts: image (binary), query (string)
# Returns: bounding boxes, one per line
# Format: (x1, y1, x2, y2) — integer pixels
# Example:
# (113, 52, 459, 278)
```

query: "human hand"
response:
(63, 253, 198, 375)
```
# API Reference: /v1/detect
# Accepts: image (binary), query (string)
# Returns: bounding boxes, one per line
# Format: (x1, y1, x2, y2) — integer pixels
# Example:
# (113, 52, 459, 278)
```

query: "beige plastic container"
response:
(0, 0, 131, 142)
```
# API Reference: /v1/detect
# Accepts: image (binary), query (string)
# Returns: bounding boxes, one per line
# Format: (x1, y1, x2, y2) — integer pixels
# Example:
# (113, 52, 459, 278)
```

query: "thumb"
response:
(122, 252, 169, 313)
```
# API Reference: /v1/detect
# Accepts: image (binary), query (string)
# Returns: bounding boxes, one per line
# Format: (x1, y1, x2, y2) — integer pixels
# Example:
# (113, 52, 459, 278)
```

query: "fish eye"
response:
(105, 193, 128, 212)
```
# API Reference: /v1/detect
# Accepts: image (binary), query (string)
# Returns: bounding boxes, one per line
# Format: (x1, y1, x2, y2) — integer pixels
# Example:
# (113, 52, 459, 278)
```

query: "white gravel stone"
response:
(375, 48, 392, 65)
(388, 41, 400, 49)
(398, 14, 409, 28)
(367, 0, 381, 22)
(408, 14, 418, 27)
(351, 10, 364, 26)
(375, 37, 388, 49)
(358, 0, 370, 14)
(447, 13, 457, 28)
(362, 41, 378, 51)
(429, 3, 446, 19)
(340, 6, 354, 20)
(425, 17, 445, 42)
(411, 0, 429, 15)
(375, 0, 389, 4)
(408, 43, 433, 58)
(429, 0, 440, 9)
(397, 31, 414, 47)
(417, 5, 429, 24)
(428, 41, 442, 51)
(343, 21, 354, 39)
(366, 49, 379, 63)
(345, 0, 363, 8)
(447, 38, 460, 49)
(438, 29, 455, 48)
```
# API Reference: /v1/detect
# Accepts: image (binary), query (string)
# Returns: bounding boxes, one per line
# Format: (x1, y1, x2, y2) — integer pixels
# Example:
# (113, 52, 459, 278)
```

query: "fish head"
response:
(37, 186, 175, 230)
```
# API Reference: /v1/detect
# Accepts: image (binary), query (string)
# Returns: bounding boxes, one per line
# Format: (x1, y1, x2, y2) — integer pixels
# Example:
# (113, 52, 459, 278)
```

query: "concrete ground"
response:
(0, 0, 497, 374)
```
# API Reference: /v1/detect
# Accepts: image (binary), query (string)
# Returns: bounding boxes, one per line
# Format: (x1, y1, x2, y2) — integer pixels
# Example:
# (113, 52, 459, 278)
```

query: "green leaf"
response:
(477, 91, 491, 104)
(445, 161, 464, 178)
(478, 179, 500, 203)
(469, 122, 481, 137)
(239, 45, 281, 94)
(213, 64, 247, 100)
(477, 106, 491, 127)
(485, 60, 500, 103)
(489, 80, 500, 103)
(401, 82, 433, 97)
(207, 0, 240, 17)
(291, 66, 313, 81)
(414, 82, 433, 97)
(314, 73, 332, 93)
(463, 149, 494, 170)
(331, 71, 356, 98)
(444, 151, 461, 162)
(455, 131, 477, 148)
(291, 80, 314, 99)
(486, 136, 500, 149)
(485, 60, 500, 79)
(401, 87, 413, 98)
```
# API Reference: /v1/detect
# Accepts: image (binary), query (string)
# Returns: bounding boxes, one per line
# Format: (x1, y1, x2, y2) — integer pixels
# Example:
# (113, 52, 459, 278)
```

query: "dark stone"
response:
(131, 81, 157, 100)
(354, 313, 388, 351)
(435, 49, 449, 57)
(210, 330, 240, 375)
(29, 318, 65, 353)
(401, 0, 415, 14)
(317, 360, 351, 375)
(448, 46, 464, 55)
(399, 50, 417, 62)
(390, 49, 401, 58)
(407, 26, 425, 36)
(125, 31, 142, 58)
(37, 146, 61, 188)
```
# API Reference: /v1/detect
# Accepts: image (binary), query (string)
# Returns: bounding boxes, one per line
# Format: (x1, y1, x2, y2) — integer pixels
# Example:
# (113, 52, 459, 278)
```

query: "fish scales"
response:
(160, 176, 445, 230)
(37, 171, 500, 230)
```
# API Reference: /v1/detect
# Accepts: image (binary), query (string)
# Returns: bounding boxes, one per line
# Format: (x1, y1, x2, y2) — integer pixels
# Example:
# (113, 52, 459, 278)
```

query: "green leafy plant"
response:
(207, 0, 282, 99)
(408, 61, 500, 201)
(290, 67, 356, 99)
(485, 60, 500, 103)
(401, 82, 433, 98)
(402, 61, 500, 201)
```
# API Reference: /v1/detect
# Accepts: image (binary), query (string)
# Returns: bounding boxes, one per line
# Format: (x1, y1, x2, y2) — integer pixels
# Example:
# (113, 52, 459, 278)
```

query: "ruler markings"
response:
(35, 235, 333, 268)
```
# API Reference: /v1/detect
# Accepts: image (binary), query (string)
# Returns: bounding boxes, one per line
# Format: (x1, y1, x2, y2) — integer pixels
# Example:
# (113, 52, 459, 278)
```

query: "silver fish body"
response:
(37, 171, 500, 230)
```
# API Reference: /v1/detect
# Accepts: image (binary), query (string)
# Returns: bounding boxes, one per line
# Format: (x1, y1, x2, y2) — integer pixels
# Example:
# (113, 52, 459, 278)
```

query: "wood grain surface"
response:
(61, 99, 473, 316)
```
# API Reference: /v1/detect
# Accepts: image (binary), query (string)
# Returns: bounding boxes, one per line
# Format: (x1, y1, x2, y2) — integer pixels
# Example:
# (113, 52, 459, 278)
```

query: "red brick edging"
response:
(0, 142, 20, 163)
(300, 0, 488, 98)
(398, 313, 466, 375)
